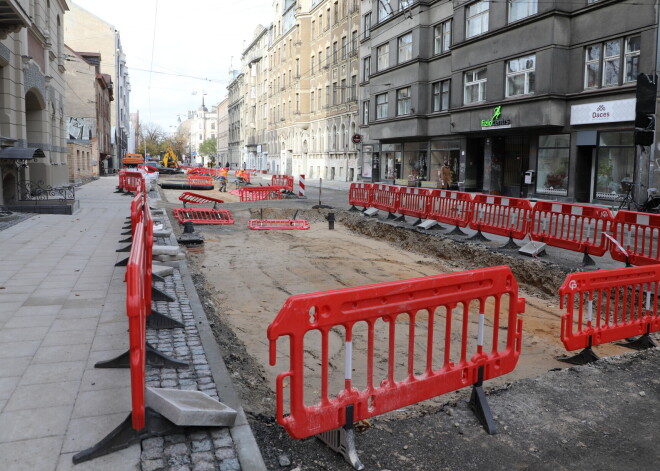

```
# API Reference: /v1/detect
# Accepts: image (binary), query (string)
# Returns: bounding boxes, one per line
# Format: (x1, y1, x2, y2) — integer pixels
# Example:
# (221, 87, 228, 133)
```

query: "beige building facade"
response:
(0, 0, 72, 208)
(216, 97, 229, 166)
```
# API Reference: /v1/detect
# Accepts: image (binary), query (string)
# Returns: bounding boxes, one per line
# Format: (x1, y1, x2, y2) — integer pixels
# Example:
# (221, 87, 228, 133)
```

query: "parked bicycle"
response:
(614, 181, 660, 213)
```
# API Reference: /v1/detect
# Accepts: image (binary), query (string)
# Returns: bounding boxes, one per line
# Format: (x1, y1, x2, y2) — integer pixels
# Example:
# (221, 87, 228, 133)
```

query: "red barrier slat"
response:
(427, 190, 473, 227)
(187, 175, 214, 186)
(348, 183, 373, 209)
(178, 192, 225, 206)
(267, 265, 525, 439)
(559, 266, 660, 351)
(248, 219, 310, 230)
(469, 194, 532, 239)
(398, 187, 431, 220)
(530, 202, 612, 256)
(371, 184, 401, 215)
(272, 175, 294, 191)
(239, 187, 283, 201)
(173, 207, 234, 225)
(610, 210, 660, 265)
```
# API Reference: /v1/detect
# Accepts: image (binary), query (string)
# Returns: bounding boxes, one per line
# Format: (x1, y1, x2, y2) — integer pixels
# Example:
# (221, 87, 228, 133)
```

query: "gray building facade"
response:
(360, 0, 659, 203)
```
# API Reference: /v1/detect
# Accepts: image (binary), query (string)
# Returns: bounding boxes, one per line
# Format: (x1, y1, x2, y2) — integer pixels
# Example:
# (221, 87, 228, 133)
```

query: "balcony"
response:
(0, 1, 30, 39)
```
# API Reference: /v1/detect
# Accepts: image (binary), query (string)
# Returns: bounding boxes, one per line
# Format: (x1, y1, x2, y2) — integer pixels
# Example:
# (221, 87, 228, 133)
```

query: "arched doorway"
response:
(25, 89, 49, 184)
(2, 171, 17, 205)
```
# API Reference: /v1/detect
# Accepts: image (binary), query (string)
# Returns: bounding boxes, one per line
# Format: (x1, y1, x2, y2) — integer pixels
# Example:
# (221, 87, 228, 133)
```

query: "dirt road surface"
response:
(157, 180, 660, 470)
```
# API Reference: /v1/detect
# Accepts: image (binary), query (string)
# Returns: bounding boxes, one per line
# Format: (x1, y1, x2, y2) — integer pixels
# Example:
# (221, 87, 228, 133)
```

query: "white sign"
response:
(570, 98, 636, 125)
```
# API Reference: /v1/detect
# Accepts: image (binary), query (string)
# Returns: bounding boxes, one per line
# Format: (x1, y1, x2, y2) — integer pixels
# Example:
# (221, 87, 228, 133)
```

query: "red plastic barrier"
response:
(530, 202, 613, 256)
(268, 265, 525, 440)
(239, 186, 283, 201)
(559, 266, 660, 352)
(178, 192, 225, 208)
(129, 191, 146, 236)
(173, 207, 235, 225)
(118, 170, 127, 190)
(610, 210, 660, 266)
(272, 175, 294, 191)
(348, 183, 373, 210)
(124, 171, 143, 193)
(469, 194, 532, 239)
(187, 175, 214, 186)
(371, 184, 401, 215)
(398, 187, 431, 221)
(427, 189, 473, 228)
(248, 219, 310, 230)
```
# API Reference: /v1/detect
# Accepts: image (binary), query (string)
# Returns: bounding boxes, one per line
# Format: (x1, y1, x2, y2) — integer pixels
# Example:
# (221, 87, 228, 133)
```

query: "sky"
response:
(71, 0, 272, 132)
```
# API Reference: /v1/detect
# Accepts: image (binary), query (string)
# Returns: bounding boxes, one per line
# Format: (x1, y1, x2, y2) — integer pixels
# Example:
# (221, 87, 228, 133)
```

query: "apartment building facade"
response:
(360, 0, 659, 203)
(64, 3, 131, 172)
(227, 70, 245, 168)
(216, 97, 229, 166)
(0, 0, 71, 208)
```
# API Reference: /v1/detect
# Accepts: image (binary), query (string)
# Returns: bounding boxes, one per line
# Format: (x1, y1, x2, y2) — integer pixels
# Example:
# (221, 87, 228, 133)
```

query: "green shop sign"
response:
(481, 106, 511, 129)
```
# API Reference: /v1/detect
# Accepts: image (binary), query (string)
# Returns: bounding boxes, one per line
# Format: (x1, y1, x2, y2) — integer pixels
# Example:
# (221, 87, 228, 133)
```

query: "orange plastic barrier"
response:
(469, 194, 532, 240)
(178, 192, 225, 208)
(559, 266, 660, 361)
(173, 207, 234, 225)
(348, 183, 373, 211)
(530, 202, 613, 256)
(272, 175, 294, 191)
(371, 184, 401, 217)
(268, 265, 524, 441)
(398, 187, 431, 223)
(610, 210, 660, 266)
(427, 189, 473, 228)
(187, 175, 214, 186)
(248, 219, 310, 230)
(239, 186, 283, 201)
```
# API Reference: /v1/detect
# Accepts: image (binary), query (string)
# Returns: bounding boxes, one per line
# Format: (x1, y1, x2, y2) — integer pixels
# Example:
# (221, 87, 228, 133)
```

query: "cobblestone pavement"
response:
(0, 211, 35, 231)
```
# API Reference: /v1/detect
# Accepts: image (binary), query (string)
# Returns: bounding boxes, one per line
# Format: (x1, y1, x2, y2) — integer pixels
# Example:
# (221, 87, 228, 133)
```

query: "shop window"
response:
(404, 142, 428, 181)
(434, 19, 452, 55)
(584, 35, 640, 89)
(466, 1, 489, 39)
(398, 33, 413, 63)
(397, 87, 411, 116)
(464, 68, 487, 104)
(508, 0, 537, 23)
(536, 134, 570, 196)
(431, 140, 461, 186)
(595, 131, 635, 199)
(506, 55, 535, 97)
(382, 143, 402, 180)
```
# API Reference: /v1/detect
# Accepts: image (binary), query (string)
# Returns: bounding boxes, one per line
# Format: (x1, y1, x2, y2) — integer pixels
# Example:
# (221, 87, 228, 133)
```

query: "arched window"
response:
(341, 124, 346, 149)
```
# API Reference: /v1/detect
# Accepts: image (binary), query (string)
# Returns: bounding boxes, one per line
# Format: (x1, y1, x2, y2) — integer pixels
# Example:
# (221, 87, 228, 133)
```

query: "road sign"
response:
(352, 134, 362, 144)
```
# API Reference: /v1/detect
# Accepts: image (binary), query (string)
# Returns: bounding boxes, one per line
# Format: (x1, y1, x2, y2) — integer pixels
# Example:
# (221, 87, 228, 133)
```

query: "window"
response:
(401, 0, 412, 9)
(342, 36, 347, 59)
(377, 43, 389, 71)
(318, 88, 323, 110)
(432, 80, 450, 112)
(397, 87, 411, 115)
(362, 100, 370, 124)
(334, 1, 338, 24)
(363, 12, 371, 38)
(596, 132, 635, 199)
(363, 56, 370, 81)
(466, 1, 489, 39)
(506, 55, 535, 97)
(341, 79, 347, 103)
(326, 85, 330, 108)
(351, 31, 358, 54)
(333, 42, 338, 64)
(351, 75, 357, 101)
(333, 82, 338, 105)
(537, 134, 569, 195)
(326, 47, 330, 67)
(584, 35, 640, 89)
(327, 8, 331, 28)
(319, 52, 323, 71)
(378, 0, 392, 22)
(376, 93, 388, 119)
(311, 55, 315, 74)
(312, 20, 316, 36)
(624, 36, 641, 83)
(398, 33, 413, 63)
(508, 0, 536, 23)
(464, 68, 487, 104)
(434, 20, 452, 54)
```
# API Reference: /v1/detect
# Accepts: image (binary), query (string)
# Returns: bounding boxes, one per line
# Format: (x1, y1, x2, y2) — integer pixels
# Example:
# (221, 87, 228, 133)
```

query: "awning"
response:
(0, 147, 46, 160)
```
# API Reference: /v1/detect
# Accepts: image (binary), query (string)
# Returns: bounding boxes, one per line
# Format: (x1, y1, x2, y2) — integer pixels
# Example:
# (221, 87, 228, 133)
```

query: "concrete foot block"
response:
(152, 245, 182, 256)
(146, 387, 237, 427)
(152, 263, 175, 277)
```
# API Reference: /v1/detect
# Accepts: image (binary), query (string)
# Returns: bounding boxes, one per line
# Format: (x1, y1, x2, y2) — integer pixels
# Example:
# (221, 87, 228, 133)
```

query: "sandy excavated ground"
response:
(158, 184, 633, 413)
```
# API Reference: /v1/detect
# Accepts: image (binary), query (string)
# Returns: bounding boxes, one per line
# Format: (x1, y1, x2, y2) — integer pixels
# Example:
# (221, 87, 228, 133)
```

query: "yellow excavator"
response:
(161, 146, 180, 168)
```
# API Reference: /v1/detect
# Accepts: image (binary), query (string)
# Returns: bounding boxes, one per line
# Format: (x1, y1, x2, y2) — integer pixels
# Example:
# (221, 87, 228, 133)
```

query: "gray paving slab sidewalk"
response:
(0, 176, 264, 471)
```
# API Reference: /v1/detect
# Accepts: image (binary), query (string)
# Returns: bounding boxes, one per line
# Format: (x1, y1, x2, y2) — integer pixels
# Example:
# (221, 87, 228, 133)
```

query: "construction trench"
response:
(157, 183, 660, 470)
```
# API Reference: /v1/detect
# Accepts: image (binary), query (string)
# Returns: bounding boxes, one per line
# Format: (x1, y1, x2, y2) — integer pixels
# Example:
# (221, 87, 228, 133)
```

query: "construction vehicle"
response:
(122, 153, 144, 168)
(161, 146, 180, 168)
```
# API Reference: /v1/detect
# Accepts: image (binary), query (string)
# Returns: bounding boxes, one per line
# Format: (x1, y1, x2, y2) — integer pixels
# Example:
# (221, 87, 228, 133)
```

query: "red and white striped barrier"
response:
(299, 175, 305, 197)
